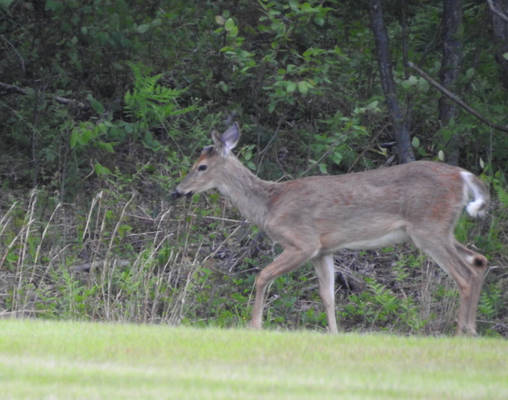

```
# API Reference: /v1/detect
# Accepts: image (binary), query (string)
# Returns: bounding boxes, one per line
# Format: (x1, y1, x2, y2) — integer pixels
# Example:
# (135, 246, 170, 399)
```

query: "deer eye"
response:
(198, 165, 207, 171)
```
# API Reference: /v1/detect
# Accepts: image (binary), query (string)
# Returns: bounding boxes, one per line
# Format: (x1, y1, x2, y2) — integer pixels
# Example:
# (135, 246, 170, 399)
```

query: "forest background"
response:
(1, 0, 507, 336)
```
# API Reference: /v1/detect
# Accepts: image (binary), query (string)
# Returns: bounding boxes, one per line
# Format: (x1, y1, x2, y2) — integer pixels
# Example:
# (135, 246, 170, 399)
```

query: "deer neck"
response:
(216, 157, 276, 228)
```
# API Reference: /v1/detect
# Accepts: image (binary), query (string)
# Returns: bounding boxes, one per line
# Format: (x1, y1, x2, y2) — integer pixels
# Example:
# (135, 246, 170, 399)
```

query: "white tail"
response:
(461, 171, 489, 218)
(173, 124, 490, 335)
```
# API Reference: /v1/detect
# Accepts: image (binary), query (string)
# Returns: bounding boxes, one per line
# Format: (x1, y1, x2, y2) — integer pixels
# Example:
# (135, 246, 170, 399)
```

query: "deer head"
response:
(171, 123, 240, 199)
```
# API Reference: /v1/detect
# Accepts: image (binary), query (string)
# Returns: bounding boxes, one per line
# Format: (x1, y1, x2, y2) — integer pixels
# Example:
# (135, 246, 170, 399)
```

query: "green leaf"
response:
(225, 18, 238, 37)
(0, 0, 15, 9)
(70, 131, 80, 149)
(81, 128, 94, 145)
(94, 162, 111, 177)
(411, 136, 420, 148)
(97, 141, 115, 153)
(136, 24, 150, 34)
(243, 146, 253, 160)
(503, 52, 508, 61)
(288, 0, 299, 11)
(314, 16, 325, 26)
(44, 0, 61, 12)
(218, 81, 229, 93)
(331, 151, 342, 166)
(86, 94, 105, 114)
(401, 75, 418, 89)
(143, 131, 161, 151)
(366, 100, 380, 112)
(286, 81, 297, 93)
(215, 15, 226, 25)
(298, 81, 309, 95)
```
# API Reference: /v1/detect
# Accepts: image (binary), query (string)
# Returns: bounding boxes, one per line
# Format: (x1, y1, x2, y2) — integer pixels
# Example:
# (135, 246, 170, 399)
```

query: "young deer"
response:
(172, 123, 489, 335)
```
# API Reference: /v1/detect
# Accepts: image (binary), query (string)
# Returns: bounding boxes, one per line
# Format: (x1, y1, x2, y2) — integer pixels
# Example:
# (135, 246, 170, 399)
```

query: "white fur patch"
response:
(465, 254, 475, 265)
(466, 199, 483, 218)
(460, 171, 486, 218)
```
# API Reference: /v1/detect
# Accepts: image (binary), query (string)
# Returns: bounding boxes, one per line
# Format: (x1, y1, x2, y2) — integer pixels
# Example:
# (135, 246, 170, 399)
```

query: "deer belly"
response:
(343, 229, 408, 250)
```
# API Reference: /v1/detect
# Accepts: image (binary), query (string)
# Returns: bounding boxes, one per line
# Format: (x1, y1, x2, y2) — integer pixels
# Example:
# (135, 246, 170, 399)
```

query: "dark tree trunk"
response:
(439, 0, 463, 165)
(490, 0, 508, 89)
(368, 0, 415, 164)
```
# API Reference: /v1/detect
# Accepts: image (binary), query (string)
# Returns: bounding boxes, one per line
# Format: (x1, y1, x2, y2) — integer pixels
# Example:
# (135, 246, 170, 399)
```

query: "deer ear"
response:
(221, 123, 240, 155)
(212, 123, 240, 156)
(211, 130, 222, 150)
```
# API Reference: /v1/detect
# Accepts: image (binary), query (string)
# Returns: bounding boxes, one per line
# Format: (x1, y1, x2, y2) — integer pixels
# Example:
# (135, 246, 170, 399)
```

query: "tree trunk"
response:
(489, 0, 508, 89)
(368, 0, 415, 164)
(439, 0, 463, 165)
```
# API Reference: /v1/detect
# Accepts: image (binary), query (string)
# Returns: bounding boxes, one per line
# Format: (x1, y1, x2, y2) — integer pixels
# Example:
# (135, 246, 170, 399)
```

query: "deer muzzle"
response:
(171, 189, 193, 199)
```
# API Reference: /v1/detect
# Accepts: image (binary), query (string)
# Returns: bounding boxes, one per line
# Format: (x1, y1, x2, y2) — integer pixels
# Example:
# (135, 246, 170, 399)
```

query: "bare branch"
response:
(0, 81, 26, 95)
(0, 81, 86, 108)
(1, 35, 25, 73)
(407, 61, 508, 133)
(487, 0, 508, 23)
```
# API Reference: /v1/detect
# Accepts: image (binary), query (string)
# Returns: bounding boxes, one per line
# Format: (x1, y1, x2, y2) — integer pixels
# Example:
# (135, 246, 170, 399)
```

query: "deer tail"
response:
(460, 171, 490, 218)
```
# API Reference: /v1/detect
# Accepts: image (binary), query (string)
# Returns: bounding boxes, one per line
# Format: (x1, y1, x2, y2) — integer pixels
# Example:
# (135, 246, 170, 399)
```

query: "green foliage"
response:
(342, 277, 426, 333)
(1, 0, 507, 335)
(123, 63, 196, 147)
(478, 283, 503, 321)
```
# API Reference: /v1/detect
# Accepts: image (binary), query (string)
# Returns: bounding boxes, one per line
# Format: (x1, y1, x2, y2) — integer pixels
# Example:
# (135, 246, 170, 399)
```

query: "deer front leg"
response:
(312, 255, 338, 334)
(249, 247, 315, 330)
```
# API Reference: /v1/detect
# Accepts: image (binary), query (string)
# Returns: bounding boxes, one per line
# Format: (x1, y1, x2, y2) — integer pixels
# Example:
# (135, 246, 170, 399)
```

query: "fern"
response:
(478, 284, 503, 320)
(124, 63, 195, 123)
(495, 183, 508, 209)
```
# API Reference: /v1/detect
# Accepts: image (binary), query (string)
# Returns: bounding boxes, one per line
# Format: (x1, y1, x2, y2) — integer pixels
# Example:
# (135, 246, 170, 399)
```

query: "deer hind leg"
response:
(408, 230, 487, 335)
(453, 240, 488, 332)
(249, 246, 316, 330)
(312, 255, 338, 334)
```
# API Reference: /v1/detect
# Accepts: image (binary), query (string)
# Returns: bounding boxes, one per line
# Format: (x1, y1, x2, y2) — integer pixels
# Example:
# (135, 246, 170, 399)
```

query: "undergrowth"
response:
(1, 180, 506, 336)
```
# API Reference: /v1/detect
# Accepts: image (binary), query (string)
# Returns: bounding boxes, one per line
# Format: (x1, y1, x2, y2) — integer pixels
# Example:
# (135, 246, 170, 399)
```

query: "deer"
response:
(172, 123, 490, 335)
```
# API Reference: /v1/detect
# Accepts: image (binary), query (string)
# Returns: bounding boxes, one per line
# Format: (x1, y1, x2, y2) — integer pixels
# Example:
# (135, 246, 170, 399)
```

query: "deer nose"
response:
(171, 189, 183, 199)
(171, 189, 194, 200)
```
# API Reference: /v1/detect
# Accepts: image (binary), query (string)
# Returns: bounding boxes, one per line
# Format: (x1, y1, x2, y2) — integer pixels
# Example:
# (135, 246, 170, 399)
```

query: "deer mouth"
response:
(171, 189, 193, 199)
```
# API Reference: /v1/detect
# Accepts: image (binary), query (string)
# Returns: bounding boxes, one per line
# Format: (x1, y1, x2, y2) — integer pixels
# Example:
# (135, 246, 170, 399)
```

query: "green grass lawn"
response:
(0, 319, 507, 399)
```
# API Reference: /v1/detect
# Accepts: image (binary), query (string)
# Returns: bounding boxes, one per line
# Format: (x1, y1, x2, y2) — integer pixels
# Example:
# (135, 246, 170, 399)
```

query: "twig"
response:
(0, 81, 86, 108)
(347, 123, 389, 173)
(83, 191, 103, 241)
(407, 61, 508, 133)
(103, 192, 136, 270)
(487, 0, 508, 23)
(180, 213, 243, 224)
(1, 35, 25, 73)
(0, 201, 18, 237)
(14, 190, 38, 311)
(23, 202, 62, 307)
(298, 138, 344, 177)
(201, 222, 245, 266)
(0, 226, 22, 269)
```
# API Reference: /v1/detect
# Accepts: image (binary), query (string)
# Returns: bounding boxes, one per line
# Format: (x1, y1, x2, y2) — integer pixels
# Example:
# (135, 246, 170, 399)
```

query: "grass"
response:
(0, 319, 507, 399)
